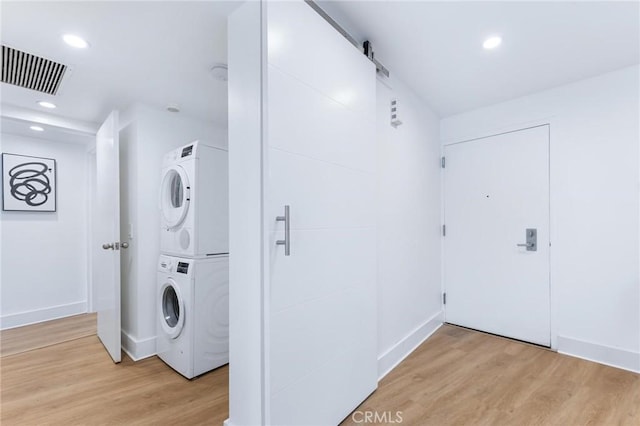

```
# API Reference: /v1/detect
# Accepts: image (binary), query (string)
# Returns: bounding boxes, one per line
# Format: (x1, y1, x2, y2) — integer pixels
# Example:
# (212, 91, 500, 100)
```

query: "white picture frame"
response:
(2, 153, 57, 212)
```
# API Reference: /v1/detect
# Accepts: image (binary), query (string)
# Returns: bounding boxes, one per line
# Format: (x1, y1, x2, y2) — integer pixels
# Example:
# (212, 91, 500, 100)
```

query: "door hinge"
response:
(441, 156, 445, 168)
(443, 292, 447, 305)
(442, 224, 446, 236)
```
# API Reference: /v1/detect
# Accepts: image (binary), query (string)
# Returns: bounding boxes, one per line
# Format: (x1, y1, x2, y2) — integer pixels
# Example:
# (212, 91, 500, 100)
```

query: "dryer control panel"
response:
(176, 262, 190, 274)
(158, 255, 193, 275)
(181, 145, 193, 158)
(161, 140, 211, 166)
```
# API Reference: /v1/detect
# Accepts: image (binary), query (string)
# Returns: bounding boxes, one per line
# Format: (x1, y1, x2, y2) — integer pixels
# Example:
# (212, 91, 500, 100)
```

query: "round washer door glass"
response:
(163, 285, 180, 327)
(160, 166, 190, 229)
(160, 281, 185, 339)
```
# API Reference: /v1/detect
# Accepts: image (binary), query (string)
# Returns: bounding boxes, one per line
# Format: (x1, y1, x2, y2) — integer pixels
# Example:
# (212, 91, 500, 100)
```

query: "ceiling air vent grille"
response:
(1, 45, 67, 95)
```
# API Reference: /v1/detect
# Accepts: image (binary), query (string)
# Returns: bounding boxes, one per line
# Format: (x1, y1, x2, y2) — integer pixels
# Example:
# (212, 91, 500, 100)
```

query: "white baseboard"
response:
(1, 301, 87, 330)
(377, 311, 444, 380)
(557, 335, 640, 374)
(121, 330, 156, 361)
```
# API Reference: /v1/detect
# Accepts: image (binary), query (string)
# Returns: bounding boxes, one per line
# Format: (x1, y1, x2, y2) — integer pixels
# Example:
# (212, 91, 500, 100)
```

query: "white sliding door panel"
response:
(268, 228, 376, 313)
(270, 337, 376, 425)
(266, 1, 377, 425)
(267, 4, 375, 118)
(268, 66, 376, 173)
(444, 125, 550, 346)
(270, 284, 375, 394)
(267, 149, 376, 232)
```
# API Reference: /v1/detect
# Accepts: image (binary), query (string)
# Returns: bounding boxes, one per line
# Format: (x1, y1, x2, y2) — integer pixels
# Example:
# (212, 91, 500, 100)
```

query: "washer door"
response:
(159, 279, 185, 339)
(160, 166, 190, 230)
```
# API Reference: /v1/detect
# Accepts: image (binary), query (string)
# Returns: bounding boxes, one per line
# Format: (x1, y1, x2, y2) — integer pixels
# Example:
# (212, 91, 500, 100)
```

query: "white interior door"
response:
(94, 111, 122, 363)
(444, 125, 550, 346)
(266, 2, 377, 424)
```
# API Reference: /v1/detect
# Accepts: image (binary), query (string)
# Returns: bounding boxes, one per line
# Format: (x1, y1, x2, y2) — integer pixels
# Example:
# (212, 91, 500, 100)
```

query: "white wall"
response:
(376, 76, 443, 378)
(227, 1, 265, 425)
(118, 103, 227, 360)
(441, 65, 640, 372)
(1, 134, 89, 328)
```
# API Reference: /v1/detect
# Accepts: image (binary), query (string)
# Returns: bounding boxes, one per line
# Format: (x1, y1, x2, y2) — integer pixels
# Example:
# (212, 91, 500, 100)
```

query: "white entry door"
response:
(94, 111, 122, 363)
(444, 125, 550, 346)
(266, 2, 377, 424)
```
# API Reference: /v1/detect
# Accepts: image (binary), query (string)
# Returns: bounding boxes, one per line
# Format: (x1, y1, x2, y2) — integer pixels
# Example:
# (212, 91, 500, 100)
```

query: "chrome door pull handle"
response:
(102, 243, 114, 250)
(276, 205, 290, 256)
(517, 243, 534, 248)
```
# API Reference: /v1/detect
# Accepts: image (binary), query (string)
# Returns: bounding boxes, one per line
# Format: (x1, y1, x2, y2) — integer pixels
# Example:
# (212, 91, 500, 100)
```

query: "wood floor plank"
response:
(1, 313, 97, 357)
(341, 325, 640, 426)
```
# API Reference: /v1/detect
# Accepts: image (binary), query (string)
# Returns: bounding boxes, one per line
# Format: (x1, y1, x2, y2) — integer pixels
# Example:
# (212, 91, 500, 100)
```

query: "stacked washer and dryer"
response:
(157, 141, 229, 379)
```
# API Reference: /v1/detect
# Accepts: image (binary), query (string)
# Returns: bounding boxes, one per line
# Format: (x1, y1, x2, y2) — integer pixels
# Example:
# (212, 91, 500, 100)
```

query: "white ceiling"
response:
(1, 116, 94, 145)
(1, 1, 240, 128)
(2, 1, 638, 127)
(318, 1, 640, 117)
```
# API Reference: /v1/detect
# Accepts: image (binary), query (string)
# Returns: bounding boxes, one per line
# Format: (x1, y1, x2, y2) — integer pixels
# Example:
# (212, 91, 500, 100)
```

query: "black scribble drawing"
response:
(9, 162, 52, 206)
(2, 153, 56, 212)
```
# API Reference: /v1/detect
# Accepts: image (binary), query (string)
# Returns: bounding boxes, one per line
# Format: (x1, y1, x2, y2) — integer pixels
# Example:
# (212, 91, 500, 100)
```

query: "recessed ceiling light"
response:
(30, 125, 44, 132)
(63, 34, 89, 49)
(37, 101, 56, 109)
(483, 36, 502, 50)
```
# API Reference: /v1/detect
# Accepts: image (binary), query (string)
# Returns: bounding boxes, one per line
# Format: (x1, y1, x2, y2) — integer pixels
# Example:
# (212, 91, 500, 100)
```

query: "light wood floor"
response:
(342, 325, 640, 425)
(2, 319, 638, 425)
(1, 313, 97, 357)
(1, 335, 229, 425)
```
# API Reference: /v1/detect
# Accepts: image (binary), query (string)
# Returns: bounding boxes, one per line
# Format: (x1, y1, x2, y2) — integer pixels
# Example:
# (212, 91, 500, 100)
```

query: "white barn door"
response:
(266, 1, 378, 424)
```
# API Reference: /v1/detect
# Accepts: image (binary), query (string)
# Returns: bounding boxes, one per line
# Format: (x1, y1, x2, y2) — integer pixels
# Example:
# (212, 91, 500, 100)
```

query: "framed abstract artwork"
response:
(2, 153, 57, 212)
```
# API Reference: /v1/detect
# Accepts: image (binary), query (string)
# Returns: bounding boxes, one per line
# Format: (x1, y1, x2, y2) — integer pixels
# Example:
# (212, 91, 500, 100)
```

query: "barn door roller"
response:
(305, 1, 390, 77)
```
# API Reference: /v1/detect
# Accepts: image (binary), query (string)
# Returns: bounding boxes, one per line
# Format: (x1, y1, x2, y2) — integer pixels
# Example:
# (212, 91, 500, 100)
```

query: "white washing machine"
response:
(156, 254, 229, 379)
(160, 141, 228, 257)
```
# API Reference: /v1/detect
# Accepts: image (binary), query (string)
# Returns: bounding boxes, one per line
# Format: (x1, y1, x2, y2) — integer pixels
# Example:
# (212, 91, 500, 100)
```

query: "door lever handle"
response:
(276, 205, 290, 256)
(102, 243, 114, 250)
(517, 243, 535, 248)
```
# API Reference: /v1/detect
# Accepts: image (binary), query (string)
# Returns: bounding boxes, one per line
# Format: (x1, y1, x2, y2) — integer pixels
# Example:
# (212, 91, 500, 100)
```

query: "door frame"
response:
(441, 117, 558, 350)
(87, 147, 97, 313)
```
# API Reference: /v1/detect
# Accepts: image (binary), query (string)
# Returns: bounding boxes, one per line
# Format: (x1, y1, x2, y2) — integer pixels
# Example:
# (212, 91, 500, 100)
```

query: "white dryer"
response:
(160, 141, 228, 257)
(156, 254, 229, 379)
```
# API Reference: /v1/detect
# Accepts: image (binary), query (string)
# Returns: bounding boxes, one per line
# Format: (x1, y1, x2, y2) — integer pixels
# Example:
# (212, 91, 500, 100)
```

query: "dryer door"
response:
(160, 279, 185, 339)
(160, 166, 190, 230)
